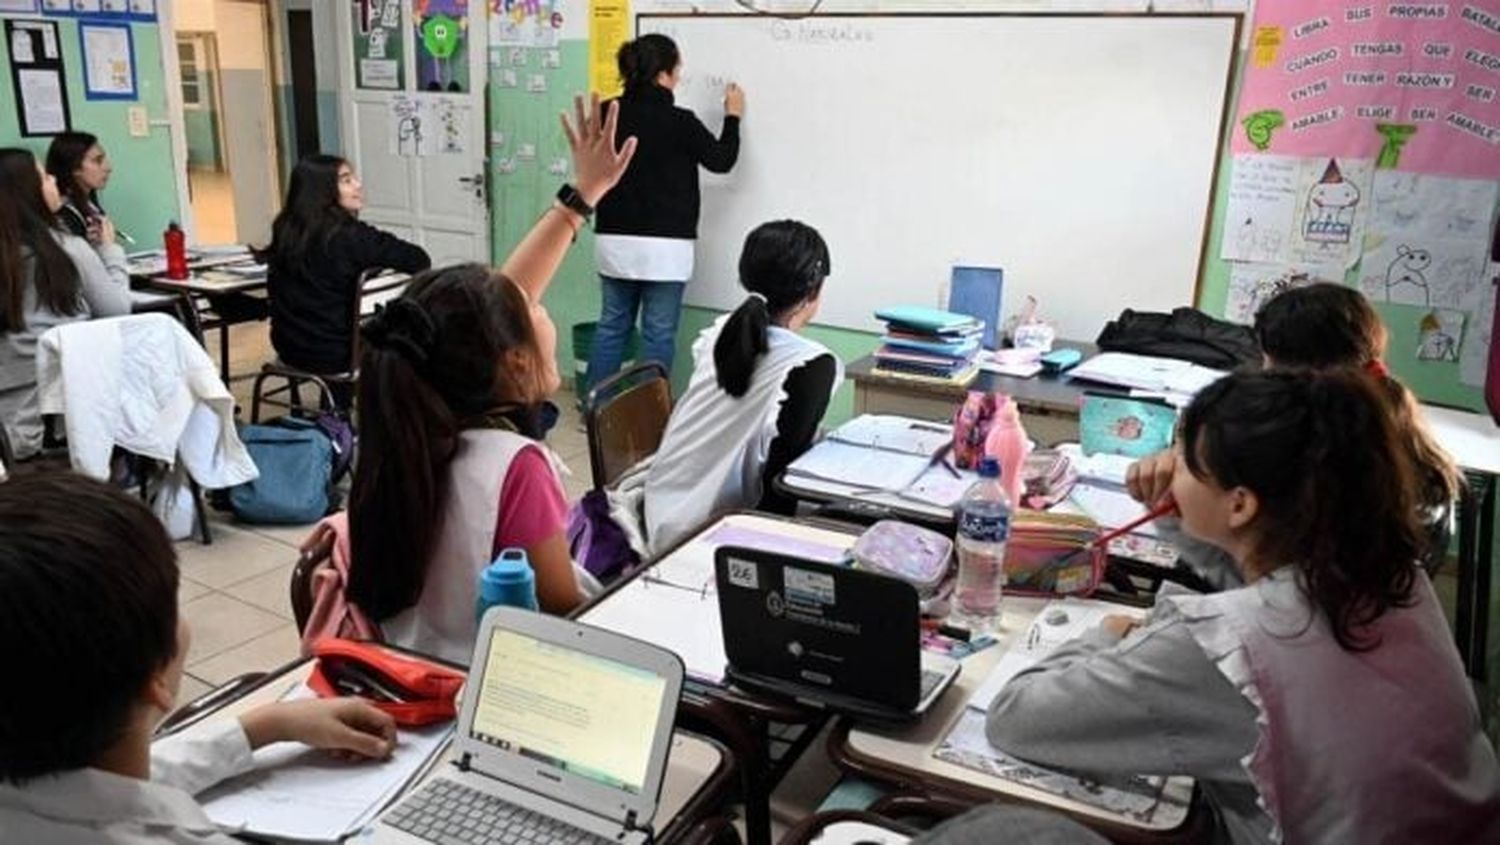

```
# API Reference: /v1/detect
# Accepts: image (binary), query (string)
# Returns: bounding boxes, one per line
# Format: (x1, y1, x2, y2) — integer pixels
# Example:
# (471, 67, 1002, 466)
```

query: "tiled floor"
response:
(175, 320, 596, 708)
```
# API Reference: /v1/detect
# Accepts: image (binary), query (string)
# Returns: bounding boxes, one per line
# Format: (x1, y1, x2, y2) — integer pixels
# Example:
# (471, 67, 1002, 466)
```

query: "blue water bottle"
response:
(476, 548, 538, 622)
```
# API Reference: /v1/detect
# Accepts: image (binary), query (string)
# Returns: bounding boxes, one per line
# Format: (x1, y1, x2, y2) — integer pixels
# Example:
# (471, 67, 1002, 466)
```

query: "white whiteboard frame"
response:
(637, 11, 1243, 339)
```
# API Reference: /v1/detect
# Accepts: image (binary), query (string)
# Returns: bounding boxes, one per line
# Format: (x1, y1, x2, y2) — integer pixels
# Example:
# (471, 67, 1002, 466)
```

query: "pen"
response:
(115, 228, 136, 246)
(920, 619, 973, 641)
(928, 441, 961, 479)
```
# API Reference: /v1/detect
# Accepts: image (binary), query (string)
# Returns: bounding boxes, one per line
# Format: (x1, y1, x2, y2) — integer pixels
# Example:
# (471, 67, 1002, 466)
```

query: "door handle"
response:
(457, 173, 485, 201)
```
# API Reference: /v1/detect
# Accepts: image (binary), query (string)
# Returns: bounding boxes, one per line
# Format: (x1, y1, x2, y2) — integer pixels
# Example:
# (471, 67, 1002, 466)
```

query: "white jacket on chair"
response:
(36, 313, 258, 490)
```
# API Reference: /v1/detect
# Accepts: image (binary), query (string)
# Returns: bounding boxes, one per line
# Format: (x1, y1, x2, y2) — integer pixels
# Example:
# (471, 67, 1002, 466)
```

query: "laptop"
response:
(714, 547, 960, 722)
(366, 606, 684, 844)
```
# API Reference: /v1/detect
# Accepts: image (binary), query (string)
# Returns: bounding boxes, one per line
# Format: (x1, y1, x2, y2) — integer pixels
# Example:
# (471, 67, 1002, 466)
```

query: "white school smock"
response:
(1165, 569, 1500, 843)
(0, 720, 252, 844)
(644, 314, 840, 555)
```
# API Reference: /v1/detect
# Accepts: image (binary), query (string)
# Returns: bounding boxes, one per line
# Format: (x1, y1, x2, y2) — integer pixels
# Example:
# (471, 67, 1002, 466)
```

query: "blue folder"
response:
(874, 305, 980, 333)
(948, 266, 1003, 350)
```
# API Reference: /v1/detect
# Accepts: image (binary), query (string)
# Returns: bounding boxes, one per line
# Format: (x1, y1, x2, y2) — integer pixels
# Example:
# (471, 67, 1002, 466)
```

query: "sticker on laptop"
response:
(785, 567, 837, 606)
(726, 557, 759, 590)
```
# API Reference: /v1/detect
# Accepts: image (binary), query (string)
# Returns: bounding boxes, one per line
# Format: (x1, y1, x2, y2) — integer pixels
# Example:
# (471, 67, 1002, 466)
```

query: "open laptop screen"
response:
(470, 628, 668, 795)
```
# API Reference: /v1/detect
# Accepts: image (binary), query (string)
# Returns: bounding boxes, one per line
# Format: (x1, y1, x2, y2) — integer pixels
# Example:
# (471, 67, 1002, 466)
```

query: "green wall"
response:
(0, 18, 183, 245)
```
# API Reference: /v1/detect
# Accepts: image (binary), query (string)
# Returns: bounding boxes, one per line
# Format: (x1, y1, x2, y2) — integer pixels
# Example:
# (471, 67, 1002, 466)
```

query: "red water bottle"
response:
(164, 222, 188, 280)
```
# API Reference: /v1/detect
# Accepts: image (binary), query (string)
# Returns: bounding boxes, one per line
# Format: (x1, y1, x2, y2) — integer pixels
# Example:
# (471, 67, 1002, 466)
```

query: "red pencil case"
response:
(307, 639, 465, 726)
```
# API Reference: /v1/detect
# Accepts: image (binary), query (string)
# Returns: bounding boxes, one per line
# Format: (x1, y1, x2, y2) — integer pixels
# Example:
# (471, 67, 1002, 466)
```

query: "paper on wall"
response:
(1460, 271, 1497, 388)
(1224, 261, 1341, 325)
(1288, 156, 1372, 268)
(82, 24, 134, 96)
(1370, 172, 1499, 243)
(18, 68, 66, 134)
(388, 95, 422, 157)
(1358, 234, 1491, 311)
(421, 99, 470, 155)
(10, 29, 34, 64)
(1416, 309, 1465, 363)
(1220, 154, 1300, 264)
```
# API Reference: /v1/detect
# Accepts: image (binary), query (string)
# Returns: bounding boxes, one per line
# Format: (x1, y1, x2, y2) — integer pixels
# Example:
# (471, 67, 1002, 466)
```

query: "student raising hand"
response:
(560, 93, 638, 207)
(239, 698, 398, 761)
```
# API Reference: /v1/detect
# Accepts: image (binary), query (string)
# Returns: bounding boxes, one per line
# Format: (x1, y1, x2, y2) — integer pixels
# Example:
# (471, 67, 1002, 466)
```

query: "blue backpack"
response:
(230, 417, 340, 524)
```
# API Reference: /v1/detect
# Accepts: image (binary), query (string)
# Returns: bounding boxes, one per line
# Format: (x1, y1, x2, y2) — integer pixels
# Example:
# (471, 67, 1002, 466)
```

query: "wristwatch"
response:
(555, 184, 594, 218)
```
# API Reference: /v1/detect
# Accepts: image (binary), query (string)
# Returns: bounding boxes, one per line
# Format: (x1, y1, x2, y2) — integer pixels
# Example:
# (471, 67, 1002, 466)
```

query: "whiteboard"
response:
(640, 14, 1239, 338)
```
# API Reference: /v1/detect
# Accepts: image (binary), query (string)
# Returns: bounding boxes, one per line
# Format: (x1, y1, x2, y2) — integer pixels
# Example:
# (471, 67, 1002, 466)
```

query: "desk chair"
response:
(155, 671, 269, 737)
(251, 268, 408, 421)
(585, 361, 672, 490)
(289, 524, 334, 634)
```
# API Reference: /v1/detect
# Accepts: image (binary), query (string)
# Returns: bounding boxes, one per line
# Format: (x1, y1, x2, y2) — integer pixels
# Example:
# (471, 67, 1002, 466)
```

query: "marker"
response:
(921, 618, 973, 641)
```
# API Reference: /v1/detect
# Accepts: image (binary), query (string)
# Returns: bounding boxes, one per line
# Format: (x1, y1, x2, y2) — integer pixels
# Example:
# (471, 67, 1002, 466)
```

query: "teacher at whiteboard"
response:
(583, 33, 744, 396)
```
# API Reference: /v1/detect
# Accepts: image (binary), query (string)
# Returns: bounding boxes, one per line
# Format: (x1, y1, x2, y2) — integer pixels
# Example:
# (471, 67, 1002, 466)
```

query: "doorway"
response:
(170, 0, 282, 247)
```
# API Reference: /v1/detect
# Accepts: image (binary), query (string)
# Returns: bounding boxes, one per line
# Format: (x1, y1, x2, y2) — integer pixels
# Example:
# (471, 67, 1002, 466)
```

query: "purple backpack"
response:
(566, 489, 640, 583)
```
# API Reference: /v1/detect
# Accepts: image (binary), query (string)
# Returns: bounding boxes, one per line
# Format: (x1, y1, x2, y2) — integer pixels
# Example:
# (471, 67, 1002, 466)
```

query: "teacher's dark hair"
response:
(1180, 369, 1423, 652)
(0, 148, 81, 332)
(714, 220, 830, 398)
(618, 33, 680, 95)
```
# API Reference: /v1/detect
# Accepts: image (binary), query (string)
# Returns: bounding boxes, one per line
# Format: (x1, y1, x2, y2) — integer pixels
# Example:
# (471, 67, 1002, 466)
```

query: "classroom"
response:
(2, 0, 1499, 842)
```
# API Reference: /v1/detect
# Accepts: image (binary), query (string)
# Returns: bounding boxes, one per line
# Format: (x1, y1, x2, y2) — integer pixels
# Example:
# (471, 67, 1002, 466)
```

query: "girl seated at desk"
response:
(0, 148, 130, 460)
(46, 131, 113, 244)
(643, 220, 842, 555)
(1126, 282, 1460, 588)
(344, 95, 633, 665)
(0, 474, 397, 844)
(987, 369, 1500, 843)
(258, 155, 431, 403)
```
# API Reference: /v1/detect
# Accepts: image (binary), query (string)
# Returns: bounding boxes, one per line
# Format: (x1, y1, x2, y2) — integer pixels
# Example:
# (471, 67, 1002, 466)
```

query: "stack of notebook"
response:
(873, 306, 982, 385)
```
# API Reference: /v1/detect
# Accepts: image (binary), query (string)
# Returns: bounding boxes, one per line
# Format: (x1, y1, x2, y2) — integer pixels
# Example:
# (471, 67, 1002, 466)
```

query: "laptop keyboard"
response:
(383, 778, 613, 845)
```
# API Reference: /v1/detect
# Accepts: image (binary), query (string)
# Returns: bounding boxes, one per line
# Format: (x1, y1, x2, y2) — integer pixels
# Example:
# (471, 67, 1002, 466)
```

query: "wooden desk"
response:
(847, 343, 1126, 446)
(159, 657, 736, 844)
(828, 596, 1200, 843)
(131, 262, 269, 382)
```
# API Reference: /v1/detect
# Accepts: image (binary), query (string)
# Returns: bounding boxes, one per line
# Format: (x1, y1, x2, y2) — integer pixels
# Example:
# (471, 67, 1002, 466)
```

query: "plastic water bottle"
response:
(954, 457, 1011, 630)
(476, 548, 538, 623)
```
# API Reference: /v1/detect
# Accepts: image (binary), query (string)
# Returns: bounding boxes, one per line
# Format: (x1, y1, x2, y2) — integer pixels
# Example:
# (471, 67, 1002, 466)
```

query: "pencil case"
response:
(1003, 510, 1105, 597)
(308, 639, 466, 726)
(851, 520, 954, 602)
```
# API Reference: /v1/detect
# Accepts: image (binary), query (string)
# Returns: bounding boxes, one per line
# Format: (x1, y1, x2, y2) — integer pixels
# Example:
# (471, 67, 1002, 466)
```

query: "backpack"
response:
(229, 417, 337, 524)
(299, 513, 381, 656)
(566, 488, 641, 583)
(1096, 307, 1261, 370)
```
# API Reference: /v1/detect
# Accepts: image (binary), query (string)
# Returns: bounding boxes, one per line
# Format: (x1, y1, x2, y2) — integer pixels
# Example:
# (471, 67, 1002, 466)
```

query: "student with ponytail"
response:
(1126, 282, 1461, 586)
(988, 369, 1500, 843)
(583, 33, 745, 394)
(643, 220, 840, 554)
(344, 95, 636, 665)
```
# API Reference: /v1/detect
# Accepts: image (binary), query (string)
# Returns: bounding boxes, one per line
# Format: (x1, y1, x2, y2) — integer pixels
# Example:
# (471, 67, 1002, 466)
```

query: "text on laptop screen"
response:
(471, 629, 667, 794)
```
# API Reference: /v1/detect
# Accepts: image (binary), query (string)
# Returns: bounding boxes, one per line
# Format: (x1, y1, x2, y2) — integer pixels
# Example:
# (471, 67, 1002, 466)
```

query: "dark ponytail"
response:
(617, 34, 680, 95)
(348, 265, 544, 620)
(1180, 369, 1425, 651)
(714, 220, 830, 398)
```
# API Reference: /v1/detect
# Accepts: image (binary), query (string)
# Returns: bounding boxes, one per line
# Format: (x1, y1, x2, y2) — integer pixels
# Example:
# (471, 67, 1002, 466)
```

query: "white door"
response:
(335, 0, 489, 266)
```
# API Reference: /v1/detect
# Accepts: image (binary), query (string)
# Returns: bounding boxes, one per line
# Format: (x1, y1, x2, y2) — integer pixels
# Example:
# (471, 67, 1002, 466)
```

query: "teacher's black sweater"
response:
(595, 85, 740, 240)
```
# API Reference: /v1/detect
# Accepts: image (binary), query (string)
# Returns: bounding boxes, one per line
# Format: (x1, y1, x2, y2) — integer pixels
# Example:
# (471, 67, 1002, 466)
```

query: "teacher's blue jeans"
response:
(583, 275, 686, 396)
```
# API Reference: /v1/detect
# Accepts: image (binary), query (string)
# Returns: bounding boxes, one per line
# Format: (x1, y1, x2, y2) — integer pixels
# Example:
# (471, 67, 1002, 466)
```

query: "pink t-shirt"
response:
(491, 444, 568, 556)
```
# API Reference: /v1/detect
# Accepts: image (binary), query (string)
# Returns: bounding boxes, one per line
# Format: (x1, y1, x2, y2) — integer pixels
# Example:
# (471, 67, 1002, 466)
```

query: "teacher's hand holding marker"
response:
(725, 81, 746, 117)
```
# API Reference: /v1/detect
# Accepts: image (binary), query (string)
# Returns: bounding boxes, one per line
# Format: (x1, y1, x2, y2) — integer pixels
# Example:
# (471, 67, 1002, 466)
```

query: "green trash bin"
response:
(571, 321, 641, 397)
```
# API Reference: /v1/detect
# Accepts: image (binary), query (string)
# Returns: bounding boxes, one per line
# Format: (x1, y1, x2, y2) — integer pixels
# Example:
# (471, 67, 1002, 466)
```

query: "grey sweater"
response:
(986, 600, 1272, 845)
(0, 232, 130, 457)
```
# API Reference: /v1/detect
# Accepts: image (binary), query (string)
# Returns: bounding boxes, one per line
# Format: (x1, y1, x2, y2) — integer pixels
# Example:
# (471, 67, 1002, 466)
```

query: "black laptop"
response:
(714, 547, 960, 722)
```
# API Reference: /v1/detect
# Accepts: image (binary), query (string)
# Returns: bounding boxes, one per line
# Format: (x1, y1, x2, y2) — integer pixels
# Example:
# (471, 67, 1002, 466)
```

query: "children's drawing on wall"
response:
(1416, 309, 1464, 363)
(1289, 157, 1373, 267)
(1302, 159, 1361, 246)
(388, 95, 422, 157)
(1241, 109, 1284, 151)
(415, 0, 469, 92)
(1224, 263, 1335, 325)
(1360, 237, 1490, 311)
(425, 99, 470, 155)
(1220, 154, 1299, 264)
(1370, 172, 1499, 242)
(1459, 270, 1496, 387)
(491, 0, 561, 48)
